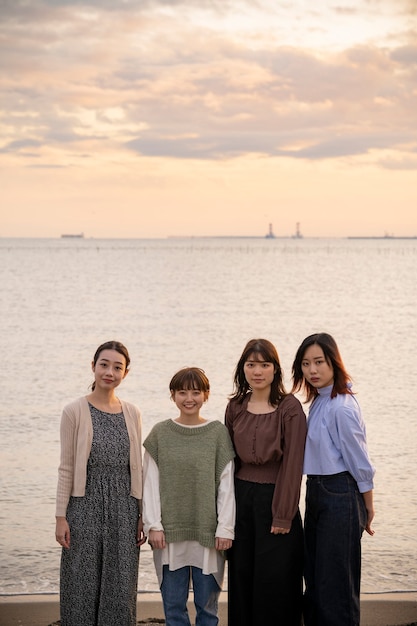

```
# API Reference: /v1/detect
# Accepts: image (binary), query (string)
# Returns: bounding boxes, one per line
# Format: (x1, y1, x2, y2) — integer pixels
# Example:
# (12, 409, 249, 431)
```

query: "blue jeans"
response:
(161, 565, 220, 626)
(303, 472, 367, 626)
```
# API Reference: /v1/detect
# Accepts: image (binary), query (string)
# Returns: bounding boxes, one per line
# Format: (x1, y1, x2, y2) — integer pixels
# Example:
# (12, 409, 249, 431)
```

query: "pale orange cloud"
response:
(0, 0, 416, 237)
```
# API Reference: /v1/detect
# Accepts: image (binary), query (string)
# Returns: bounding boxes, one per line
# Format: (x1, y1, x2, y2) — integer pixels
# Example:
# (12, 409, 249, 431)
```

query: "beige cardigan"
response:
(56, 396, 142, 517)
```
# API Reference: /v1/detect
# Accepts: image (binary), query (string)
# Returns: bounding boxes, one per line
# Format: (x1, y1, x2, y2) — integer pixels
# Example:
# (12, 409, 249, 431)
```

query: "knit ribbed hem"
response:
(164, 528, 216, 549)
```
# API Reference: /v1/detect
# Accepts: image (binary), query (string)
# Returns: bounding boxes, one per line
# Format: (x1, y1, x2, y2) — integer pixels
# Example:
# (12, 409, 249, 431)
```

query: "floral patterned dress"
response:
(60, 405, 140, 626)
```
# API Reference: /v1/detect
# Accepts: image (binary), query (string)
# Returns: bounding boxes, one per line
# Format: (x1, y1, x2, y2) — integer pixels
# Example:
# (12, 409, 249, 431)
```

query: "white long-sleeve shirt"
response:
(143, 424, 235, 587)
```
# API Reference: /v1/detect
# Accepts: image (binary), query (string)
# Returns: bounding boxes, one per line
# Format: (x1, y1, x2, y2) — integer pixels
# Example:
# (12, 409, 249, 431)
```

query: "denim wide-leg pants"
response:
(160, 564, 220, 626)
(303, 472, 367, 626)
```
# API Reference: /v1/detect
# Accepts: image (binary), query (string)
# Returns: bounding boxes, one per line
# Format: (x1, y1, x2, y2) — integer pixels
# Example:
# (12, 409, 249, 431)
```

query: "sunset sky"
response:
(1, 0, 416, 238)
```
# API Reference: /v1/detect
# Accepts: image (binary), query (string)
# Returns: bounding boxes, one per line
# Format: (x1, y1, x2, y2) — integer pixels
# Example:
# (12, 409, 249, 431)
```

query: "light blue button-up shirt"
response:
(303, 384, 375, 493)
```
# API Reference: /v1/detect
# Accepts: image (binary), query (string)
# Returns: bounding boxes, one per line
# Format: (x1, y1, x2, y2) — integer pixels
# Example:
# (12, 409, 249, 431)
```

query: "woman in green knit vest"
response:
(143, 367, 236, 626)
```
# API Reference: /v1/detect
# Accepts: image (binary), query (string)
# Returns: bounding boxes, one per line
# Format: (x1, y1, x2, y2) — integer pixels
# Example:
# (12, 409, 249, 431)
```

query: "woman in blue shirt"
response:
(292, 333, 375, 626)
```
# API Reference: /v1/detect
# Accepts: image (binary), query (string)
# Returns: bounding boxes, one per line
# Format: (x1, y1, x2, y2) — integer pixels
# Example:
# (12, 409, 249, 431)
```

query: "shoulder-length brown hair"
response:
(230, 338, 287, 406)
(291, 333, 353, 403)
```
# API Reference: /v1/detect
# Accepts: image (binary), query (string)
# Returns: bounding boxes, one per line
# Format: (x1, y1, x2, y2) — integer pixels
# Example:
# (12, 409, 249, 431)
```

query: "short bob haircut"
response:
(292, 332, 353, 402)
(169, 367, 210, 395)
(230, 338, 287, 406)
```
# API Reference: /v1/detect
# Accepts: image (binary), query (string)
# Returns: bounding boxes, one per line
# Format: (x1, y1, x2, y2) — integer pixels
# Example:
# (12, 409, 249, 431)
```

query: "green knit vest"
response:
(144, 419, 235, 548)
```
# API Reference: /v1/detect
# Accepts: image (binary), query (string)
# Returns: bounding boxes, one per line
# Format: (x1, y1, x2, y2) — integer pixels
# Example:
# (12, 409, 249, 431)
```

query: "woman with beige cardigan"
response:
(55, 340, 145, 626)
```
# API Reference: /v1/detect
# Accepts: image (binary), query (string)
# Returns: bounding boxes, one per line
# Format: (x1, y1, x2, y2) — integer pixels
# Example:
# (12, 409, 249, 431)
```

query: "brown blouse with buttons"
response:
(225, 393, 306, 529)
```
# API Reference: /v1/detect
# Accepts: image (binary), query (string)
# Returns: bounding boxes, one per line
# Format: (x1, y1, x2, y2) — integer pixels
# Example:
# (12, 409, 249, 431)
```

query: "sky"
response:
(1, 0, 416, 238)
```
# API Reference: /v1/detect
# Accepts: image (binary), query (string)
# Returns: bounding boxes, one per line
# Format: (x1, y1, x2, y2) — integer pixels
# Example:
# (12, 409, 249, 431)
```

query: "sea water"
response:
(0, 236, 416, 596)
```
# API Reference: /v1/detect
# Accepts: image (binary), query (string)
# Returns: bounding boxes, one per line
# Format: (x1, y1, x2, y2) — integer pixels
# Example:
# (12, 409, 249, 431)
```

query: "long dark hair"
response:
(230, 338, 287, 406)
(91, 340, 130, 391)
(291, 333, 352, 402)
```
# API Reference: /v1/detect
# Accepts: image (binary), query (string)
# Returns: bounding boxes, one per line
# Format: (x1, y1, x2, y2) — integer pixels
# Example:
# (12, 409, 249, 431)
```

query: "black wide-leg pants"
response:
(227, 478, 303, 626)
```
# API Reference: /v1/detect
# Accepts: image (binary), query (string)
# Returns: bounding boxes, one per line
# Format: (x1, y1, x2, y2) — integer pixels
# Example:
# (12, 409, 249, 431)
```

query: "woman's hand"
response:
(55, 517, 71, 549)
(148, 529, 166, 550)
(271, 526, 290, 535)
(362, 490, 375, 536)
(215, 537, 232, 551)
(136, 517, 147, 546)
(365, 512, 375, 536)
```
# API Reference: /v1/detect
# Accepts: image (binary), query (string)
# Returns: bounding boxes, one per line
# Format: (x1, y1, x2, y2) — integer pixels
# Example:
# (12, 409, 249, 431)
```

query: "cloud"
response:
(0, 0, 416, 169)
(274, 132, 413, 159)
(0, 138, 43, 153)
(27, 163, 68, 168)
(390, 44, 417, 64)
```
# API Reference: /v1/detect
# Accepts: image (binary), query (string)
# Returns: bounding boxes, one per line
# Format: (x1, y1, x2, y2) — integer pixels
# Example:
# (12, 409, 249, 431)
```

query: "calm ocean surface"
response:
(0, 236, 416, 596)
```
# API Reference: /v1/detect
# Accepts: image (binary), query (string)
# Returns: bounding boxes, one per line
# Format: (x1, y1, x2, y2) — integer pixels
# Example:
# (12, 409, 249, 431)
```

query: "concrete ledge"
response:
(0, 592, 416, 626)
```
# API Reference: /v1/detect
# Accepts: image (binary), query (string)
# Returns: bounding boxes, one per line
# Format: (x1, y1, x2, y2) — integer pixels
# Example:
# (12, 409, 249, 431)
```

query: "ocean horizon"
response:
(1, 236, 416, 596)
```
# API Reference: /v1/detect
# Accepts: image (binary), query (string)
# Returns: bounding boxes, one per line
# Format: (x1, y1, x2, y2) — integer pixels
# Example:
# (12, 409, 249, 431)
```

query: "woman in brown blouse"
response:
(225, 338, 306, 626)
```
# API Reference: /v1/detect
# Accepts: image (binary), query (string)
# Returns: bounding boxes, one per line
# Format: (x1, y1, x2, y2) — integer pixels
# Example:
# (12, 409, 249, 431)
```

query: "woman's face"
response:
(301, 344, 334, 389)
(92, 349, 128, 391)
(171, 388, 208, 415)
(243, 352, 276, 391)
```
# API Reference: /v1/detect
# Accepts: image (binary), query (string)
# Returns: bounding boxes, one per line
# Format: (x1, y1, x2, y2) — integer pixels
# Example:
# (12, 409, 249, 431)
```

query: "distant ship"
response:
(347, 232, 417, 240)
(265, 223, 276, 239)
(61, 233, 84, 239)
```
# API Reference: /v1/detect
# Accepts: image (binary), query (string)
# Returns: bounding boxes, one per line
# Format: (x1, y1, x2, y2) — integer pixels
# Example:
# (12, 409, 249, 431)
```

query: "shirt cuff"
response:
(357, 480, 374, 493)
(272, 518, 291, 530)
(215, 525, 234, 540)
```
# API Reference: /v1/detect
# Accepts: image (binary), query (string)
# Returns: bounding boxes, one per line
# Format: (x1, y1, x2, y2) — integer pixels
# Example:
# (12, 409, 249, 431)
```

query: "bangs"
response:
(169, 367, 210, 393)
(246, 348, 275, 364)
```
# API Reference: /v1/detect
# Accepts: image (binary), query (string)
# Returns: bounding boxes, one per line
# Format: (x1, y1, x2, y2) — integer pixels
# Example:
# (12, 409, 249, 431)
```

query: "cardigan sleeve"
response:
(56, 404, 76, 517)
(122, 400, 143, 501)
(271, 395, 307, 529)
